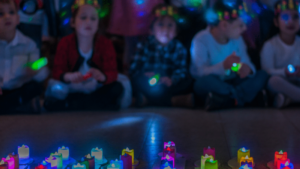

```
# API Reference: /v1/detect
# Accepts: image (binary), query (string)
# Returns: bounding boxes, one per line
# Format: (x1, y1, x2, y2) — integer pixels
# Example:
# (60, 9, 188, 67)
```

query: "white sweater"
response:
(261, 35, 300, 76)
(190, 28, 256, 79)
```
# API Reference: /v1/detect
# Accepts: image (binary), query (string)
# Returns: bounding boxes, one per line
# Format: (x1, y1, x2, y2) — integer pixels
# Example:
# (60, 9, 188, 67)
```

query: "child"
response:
(44, 0, 124, 111)
(107, 0, 164, 71)
(129, 4, 194, 107)
(190, 0, 268, 111)
(0, 0, 49, 113)
(261, 0, 300, 108)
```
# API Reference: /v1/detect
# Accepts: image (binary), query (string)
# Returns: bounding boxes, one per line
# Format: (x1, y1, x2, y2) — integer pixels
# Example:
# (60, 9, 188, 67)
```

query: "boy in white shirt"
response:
(261, 0, 300, 108)
(190, 0, 268, 111)
(0, 0, 48, 113)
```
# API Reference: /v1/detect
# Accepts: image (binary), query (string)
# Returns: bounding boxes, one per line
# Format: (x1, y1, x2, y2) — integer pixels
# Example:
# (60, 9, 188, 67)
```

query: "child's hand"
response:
(223, 52, 241, 70)
(25, 68, 38, 76)
(238, 64, 252, 78)
(145, 72, 155, 78)
(160, 77, 172, 87)
(64, 72, 84, 83)
(88, 68, 106, 82)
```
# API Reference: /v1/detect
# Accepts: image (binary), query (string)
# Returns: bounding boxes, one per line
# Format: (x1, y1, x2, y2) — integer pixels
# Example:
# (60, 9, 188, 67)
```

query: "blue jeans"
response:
(193, 70, 269, 106)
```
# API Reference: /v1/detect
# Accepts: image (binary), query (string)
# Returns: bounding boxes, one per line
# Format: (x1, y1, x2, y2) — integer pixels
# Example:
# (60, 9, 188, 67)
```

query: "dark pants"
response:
(193, 70, 269, 106)
(131, 75, 193, 106)
(0, 81, 43, 111)
(44, 81, 124, 111)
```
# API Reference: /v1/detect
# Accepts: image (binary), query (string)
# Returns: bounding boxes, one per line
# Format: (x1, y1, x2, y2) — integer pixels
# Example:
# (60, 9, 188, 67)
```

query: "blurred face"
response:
(220, 18, 247, 39)
(275, 10, 300, 36)
(0, 2, 19, 34)
(72, 5, 99, 37)
(152, 16, 177, 45)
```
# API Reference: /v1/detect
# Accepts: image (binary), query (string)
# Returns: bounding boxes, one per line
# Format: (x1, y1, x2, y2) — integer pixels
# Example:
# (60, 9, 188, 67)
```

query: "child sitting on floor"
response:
(44, 0, 124, 111)
(190, 0, 269, 111)
(261, 0, 300, 108)
(129, 4, 194, 108)
(0, 0, 49, 113)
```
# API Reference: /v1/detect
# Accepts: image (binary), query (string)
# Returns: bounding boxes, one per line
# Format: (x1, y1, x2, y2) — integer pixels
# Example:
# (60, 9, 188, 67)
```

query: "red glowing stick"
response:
(83, 73, 92, 80)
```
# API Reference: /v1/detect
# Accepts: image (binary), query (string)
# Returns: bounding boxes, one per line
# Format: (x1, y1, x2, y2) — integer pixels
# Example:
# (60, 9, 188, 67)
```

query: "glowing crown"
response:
(154, 5, 179, 20)
(275, 0, 300, 14)
(72, 0, 101, 13)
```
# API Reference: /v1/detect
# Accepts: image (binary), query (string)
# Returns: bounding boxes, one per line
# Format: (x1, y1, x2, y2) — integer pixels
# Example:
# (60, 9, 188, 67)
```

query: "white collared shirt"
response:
(0, 30, 42, 90)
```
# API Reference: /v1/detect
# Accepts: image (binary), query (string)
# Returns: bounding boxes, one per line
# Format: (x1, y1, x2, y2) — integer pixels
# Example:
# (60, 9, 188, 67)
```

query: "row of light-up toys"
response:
(0, 145, 33, 169)
(194, 146, 218, 169)
(153, 141, 186, 169)
(267, 150, 294, 169)
(228, 147, 254, 169)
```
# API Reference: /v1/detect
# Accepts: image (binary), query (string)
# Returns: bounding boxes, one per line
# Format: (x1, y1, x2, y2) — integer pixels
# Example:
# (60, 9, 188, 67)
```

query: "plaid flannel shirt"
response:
(129, 36, 188, 85)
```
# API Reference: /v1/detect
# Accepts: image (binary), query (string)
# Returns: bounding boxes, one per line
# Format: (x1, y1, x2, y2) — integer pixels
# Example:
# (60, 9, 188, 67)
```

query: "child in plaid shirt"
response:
(129, 4, 194, 107)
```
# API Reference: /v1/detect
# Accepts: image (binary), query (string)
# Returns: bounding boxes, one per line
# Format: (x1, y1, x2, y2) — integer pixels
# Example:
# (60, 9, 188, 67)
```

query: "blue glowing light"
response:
(62, 2, 67, 7)
(178, 18, 185, 23)
(205, 9, 218, 23)
(136, 0, 144, 5)
(23, 6, 27, 11)
(92, 117, 144, 129)
(252, 3, 262, 14)
(224, 0, 236, 7)
(149, 78, 157, 86)
(138, 11, 146, 17)
(63, 18, 70, 25)
(288, 64, 296, 73)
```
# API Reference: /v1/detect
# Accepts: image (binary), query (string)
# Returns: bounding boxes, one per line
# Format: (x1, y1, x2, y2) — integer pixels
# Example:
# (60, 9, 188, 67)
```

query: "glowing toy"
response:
(276, 0, 299, 14)
(2, 156, 14, 169)
(203, 146, 215, 159)
(91, 147, 103, 161)
(35, 164, 47, 169)
(121, 154, 131, 169)
(8, 153, 18, 169)
(200, 154, 214, 169)
(240, 164, 253, 169)
(72, 163, 86, 169)
(84, 154, 94, 169)
(280, 161, 294, 169)
(161, 155, 175, 168)
(274, 151, 288, 168)
(52, 152, 63, 169)
(228, 147, 252, 169)
(155, 5, 179, 21)
(107, 162, 120, 169)
(277, 158, 290, 169)
(83, 73, 92, 80)
(149, 74, 160, 86)
(121, 148, 134, 164)
(287, 64, 296, 73)
(0, 160, 8, 169)
(45, 156, 57, 168)
(231, 63, 242, 72)
(238, 147, 250, 164)
(205, 159, 218, 169)
(240, 156, 254, 167)
(18, 145, 29, 159)
(25, 57, 48, 71)
(58, 146, 69, 160)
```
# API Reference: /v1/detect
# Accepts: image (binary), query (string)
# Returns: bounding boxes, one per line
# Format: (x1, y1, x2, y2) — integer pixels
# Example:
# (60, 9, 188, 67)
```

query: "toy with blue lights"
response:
(228, 147, 255, 169)
(149, 74, 160, 86)
(24, 57, 48, 71)
(287, 64, 296, 73)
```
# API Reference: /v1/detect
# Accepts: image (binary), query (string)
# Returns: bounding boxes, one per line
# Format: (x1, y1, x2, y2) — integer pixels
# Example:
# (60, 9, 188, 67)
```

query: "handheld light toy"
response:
(83, 73, 92, 80)
(231, 63, 242, 72)
(287, 64, 296, 73)
(149, 74, 160, 86)
(25, 57, 48, 70)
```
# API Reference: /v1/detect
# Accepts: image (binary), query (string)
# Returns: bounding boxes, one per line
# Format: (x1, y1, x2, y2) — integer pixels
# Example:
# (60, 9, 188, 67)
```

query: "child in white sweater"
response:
(261, 0, 300, 108)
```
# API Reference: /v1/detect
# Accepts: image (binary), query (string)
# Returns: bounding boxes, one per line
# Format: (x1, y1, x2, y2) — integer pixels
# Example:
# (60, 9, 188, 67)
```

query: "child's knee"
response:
(268, 75, 286, 90)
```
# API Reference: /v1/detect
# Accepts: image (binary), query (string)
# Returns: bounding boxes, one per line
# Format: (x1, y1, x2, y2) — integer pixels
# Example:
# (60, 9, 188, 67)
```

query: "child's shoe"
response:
(274, 93, 292, 109)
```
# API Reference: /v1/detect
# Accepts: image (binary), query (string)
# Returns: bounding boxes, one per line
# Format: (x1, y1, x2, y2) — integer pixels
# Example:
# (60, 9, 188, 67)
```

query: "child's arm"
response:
(190, 39, 225, 78)
(99, 38, 118, 85)
(129, 42, 147, 78)
(52, 38, 70, 82)
(238, 38, 256, 76)
(171, 43, 188, 84)
(261, 42, 285, 76)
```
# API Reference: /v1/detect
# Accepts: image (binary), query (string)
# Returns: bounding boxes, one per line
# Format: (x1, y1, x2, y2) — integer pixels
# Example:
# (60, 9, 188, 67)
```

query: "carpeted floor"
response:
(0, 107, 300, 169)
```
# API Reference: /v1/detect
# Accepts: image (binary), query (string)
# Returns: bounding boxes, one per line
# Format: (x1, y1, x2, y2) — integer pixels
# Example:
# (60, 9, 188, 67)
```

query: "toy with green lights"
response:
(149, 74, 160, 86)
(275, 0, 299, 15)
(24, 57, 48, 71)
(231, 63, 242, 72)
(155, 6, 179, 20)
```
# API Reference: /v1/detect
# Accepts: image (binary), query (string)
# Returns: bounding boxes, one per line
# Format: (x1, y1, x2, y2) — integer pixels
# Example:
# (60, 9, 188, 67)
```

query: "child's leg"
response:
(268, 75, 300, 102)
(232, 70, 269, 105)
(193, 75, 234, 99)
(0, 81, 43, 111)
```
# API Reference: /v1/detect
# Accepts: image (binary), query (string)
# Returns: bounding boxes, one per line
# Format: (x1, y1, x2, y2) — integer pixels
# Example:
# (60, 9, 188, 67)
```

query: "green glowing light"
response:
(25, 57, 48, 70)
(231, 63, 242, 72)
(149, 74, 160, 86)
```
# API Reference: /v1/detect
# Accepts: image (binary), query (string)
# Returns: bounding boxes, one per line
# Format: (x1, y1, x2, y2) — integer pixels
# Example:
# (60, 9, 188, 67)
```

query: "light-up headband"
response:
(72, 0, 101, 14)
(275, 0, 300, 15)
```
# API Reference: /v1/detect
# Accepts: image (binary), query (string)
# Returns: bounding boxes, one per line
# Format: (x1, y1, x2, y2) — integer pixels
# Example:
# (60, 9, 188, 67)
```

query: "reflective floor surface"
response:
(0, 107, 300, 169)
